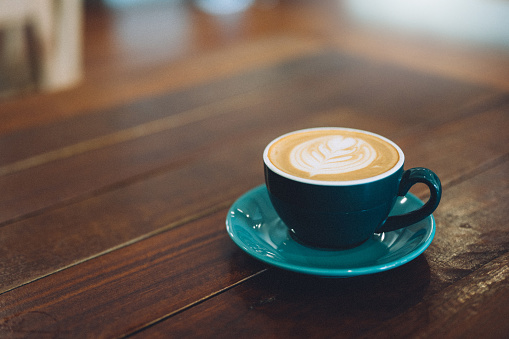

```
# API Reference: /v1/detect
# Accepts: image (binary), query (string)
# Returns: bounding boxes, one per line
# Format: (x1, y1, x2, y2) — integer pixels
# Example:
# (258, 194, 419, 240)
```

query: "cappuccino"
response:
(265, 128, 401, 182)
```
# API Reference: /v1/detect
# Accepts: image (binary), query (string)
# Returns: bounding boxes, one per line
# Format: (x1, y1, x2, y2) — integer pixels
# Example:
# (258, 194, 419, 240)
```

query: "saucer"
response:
(226, 185, 435, 277)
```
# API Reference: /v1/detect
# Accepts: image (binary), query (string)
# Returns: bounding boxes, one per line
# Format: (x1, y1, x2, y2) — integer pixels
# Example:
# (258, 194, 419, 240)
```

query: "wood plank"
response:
(0, 51, 320, 167)
(1, 57, 508, 293)
(1, 50, 496, 167)
(335, 26, 509, 92)
(0, 52, 498, 223)
(0, 35, 321, 135)
(0, 209, 266, 338)
(400, 94, 509, 196)
(129, 161, 509, 338)
(1, 2, 507, 338)
(0, 159, 505, 338)
(363, 253, 509, 338)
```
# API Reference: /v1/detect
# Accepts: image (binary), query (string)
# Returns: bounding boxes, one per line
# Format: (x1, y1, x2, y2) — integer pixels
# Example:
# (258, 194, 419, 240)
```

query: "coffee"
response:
(266, 128, 400, 182)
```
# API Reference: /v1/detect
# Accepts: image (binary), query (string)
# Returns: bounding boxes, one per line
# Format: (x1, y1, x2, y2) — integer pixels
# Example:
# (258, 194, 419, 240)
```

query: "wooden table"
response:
(1, 1, 508, 337)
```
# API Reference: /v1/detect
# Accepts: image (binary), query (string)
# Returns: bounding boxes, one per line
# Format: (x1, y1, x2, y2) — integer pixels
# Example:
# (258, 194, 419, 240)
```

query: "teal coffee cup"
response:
(263, 127, 442, 249)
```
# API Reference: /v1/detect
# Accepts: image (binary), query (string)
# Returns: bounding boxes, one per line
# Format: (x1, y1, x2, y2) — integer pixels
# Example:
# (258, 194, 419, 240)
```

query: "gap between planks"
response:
(119, 269, 269, 339)
(120, 157, 509, 338)
(0, 199, 234, 295)
(1, 103, 507, 294)
(0, 90, 265, 177)
(0, 92, 505, 229)
(3, 154, 506, 294)
(1, 66, 506, 178)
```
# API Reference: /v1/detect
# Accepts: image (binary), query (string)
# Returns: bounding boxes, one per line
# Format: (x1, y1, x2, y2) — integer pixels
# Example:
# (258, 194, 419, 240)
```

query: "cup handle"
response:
(377, 167, 442, 233)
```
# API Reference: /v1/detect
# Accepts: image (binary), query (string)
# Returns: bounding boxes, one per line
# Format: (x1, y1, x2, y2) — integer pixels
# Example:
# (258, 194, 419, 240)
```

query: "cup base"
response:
(289, 231, 369, 251)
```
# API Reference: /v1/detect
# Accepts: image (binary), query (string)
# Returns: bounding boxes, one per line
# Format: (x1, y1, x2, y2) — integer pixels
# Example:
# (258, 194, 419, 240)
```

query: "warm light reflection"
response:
(105, 0, 255, 15)
(194, 0, 255, 15)
(344, 0, 509, 47)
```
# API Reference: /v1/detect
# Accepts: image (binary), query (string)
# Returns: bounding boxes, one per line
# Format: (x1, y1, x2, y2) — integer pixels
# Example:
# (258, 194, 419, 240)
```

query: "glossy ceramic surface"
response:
(226, 185, 435, 277)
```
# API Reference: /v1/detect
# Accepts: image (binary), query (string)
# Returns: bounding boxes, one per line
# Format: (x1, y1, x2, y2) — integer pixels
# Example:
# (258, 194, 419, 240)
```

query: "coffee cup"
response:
(263, 127, 441, 249)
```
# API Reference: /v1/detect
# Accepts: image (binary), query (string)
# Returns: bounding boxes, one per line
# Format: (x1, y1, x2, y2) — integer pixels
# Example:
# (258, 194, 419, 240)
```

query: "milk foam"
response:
(289, 135, 377, 177)
(265, 128, 402, 183)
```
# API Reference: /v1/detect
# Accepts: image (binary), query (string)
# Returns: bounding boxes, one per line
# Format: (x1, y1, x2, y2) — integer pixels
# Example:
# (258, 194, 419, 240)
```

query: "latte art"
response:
(265, 128, 401, 182)
(290, 136, 377, 177)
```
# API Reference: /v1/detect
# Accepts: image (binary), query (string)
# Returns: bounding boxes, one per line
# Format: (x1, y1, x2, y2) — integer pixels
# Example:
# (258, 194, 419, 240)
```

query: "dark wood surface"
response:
(1, 1, 508, 338)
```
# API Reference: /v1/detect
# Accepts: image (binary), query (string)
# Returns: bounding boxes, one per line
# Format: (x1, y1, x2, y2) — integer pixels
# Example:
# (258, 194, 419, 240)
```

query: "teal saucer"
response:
(226, 185, 435, 277)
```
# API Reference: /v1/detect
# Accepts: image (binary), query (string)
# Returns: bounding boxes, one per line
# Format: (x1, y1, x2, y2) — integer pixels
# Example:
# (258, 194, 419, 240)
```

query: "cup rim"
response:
(263, 127, 405, 186)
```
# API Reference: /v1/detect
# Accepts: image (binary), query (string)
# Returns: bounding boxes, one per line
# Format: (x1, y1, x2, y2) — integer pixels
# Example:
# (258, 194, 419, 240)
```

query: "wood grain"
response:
(0, 50, 323, 167)
(0, 53, 507, 294)
(0, 209, 266, 338)
(367, 253, 509, 339)
(1, 1, 508, 337)
(129, 161, 509, 338)
(1, 157, 506, 339)
(0, 34, 321, 136)
(0, 52, 498, 222)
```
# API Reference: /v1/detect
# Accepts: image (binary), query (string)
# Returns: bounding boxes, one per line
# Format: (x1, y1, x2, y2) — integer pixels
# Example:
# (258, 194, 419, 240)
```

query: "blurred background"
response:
(1, 0, 509, 130)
